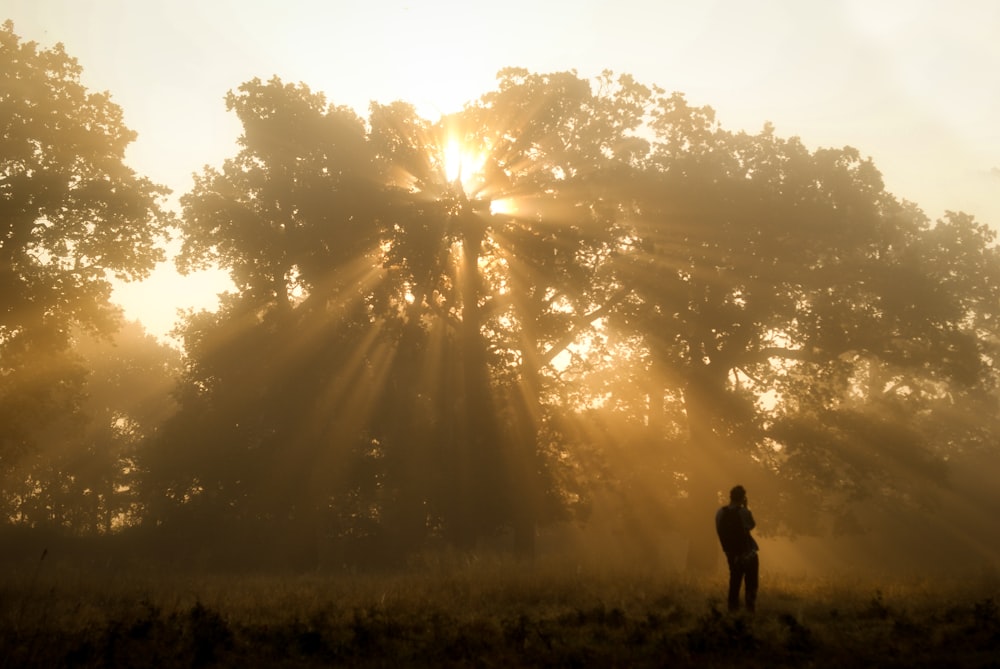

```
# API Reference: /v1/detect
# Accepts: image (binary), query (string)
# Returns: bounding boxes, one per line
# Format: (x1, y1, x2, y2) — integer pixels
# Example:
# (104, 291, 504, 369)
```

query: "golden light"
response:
(489, 197, 517, 216)
(442, 138, 487, 194)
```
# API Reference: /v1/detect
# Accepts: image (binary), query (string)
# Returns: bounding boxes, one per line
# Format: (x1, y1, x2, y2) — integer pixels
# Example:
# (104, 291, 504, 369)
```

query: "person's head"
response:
(730, 485, 747, 505)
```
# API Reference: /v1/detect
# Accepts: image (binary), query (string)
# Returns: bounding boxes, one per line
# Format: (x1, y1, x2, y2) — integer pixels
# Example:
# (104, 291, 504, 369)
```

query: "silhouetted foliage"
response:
(148, 65, 1000, 568)
(0, 22, 172, 478)
(588, 97, 999, 566)
(3, 21, 1000, 570)
(1, 322, 180, 530)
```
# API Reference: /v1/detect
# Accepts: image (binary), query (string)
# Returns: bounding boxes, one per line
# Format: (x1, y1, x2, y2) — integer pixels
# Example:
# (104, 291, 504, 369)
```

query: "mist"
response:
(3, 19, 1000, 666)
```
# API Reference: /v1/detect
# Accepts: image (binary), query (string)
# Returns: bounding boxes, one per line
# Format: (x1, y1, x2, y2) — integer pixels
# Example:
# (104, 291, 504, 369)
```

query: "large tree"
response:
(164, 68, 1000, 569)
(146, 77, 385, 564)
(607, 96, 1000, 567)
(0, 22, 172, 471)
(161, 70, 658, 561)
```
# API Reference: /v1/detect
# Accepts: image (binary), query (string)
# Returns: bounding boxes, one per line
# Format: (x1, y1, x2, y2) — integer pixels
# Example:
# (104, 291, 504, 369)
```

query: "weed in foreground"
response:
(1, 564, 999, 668)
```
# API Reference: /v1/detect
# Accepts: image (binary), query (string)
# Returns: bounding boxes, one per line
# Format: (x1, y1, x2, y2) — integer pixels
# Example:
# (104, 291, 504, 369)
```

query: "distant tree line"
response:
(3, 21, 999, 570)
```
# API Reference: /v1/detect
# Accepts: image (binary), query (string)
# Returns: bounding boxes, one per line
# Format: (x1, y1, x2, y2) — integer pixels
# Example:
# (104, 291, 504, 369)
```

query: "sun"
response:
(441, 139, 519, 217)
(442, 138, 487, 194)
(439, 131, 524, 218)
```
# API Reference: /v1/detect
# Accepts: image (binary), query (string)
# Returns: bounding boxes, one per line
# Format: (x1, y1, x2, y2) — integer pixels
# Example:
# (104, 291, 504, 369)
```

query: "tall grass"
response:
(1, 555, 998, 667)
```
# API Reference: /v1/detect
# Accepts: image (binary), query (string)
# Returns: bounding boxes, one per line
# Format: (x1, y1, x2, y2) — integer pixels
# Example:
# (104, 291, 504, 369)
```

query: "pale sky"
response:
(5, 0, 999, 343)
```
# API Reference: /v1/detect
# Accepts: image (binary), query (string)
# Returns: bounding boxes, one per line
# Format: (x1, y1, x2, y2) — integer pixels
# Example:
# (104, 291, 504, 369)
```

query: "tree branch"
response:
(538, 287, 629, 368)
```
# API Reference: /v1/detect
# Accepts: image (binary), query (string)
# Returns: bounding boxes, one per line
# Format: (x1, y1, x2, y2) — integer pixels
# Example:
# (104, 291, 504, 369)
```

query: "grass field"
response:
(1, 555, 998, 668)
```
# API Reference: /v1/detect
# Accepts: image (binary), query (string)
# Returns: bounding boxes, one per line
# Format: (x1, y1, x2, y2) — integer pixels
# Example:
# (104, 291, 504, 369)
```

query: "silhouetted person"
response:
(715, 484, 759, 613)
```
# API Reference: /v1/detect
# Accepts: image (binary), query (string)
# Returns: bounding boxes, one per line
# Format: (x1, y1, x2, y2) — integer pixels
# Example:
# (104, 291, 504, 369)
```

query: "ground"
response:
(2, 557, 998, 668)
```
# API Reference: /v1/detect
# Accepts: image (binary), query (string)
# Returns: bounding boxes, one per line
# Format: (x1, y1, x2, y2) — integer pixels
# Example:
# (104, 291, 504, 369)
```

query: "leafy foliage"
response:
(2, 21, 999, 568)
(1, 322, 181, 531)
(0, 21, 172, 473)
(153, 64, 1000, 565)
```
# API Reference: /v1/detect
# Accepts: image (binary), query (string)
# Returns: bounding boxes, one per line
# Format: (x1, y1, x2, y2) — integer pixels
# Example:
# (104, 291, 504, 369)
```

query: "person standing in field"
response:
(715, 484, 759, 613)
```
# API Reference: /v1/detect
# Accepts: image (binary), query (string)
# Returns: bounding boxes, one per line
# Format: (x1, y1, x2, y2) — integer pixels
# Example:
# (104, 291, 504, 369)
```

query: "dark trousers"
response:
(726, 552, 758, 612)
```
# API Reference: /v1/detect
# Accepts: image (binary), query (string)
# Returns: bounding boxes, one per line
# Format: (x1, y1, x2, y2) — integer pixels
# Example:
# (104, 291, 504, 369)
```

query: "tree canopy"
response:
(3, 21, 999, 571)
(0, 21, 172, 477)
(156, 69, 1000, 568)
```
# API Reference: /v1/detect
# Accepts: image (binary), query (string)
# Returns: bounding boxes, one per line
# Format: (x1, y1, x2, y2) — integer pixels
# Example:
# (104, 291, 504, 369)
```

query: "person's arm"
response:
(740, 507, 756, 531)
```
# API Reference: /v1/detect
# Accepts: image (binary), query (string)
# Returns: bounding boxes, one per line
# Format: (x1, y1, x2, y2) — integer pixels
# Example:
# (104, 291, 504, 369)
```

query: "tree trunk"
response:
(681, 368, 728, 573)
(452, 209, 497, 549)
(508, 380, 541, 559)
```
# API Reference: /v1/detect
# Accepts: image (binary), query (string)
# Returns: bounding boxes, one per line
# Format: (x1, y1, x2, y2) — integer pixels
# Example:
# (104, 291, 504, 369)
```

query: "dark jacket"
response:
(715, 504, 759, 557)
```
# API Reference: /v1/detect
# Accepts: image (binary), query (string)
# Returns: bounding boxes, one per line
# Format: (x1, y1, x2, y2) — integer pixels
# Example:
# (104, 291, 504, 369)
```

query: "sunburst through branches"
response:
(146, 70, 1000, 575)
